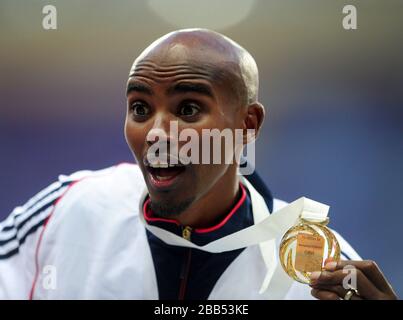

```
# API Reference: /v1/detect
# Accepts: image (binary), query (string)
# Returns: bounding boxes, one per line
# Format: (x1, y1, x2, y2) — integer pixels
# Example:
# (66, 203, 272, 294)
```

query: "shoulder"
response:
(57, 162, 143, 188)
(57, 162, 144, 197)
(49, 163, 146, 221)
(38, 163, 147, 250)
(272, 198, 288, 212)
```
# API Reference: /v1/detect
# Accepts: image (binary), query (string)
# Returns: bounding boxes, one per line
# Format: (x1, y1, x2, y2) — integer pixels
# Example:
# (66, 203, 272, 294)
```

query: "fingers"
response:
(309, 267, 382, 299)
(326, 260, 396, 296)
(309, 259, 398, 300)
(312, 285, 362, 300)
(311, 288, 340, 300)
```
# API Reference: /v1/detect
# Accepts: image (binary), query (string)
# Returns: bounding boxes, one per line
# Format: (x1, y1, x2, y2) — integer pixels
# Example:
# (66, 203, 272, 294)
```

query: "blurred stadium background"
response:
(0, 0, 402, 296)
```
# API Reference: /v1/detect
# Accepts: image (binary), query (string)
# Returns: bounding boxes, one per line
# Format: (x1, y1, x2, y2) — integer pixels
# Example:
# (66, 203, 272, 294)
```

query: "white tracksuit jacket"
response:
(0, 163, 360, 299)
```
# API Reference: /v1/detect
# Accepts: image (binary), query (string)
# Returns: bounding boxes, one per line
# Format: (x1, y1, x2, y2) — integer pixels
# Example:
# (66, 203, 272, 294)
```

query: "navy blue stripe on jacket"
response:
(145, 171, 274, 300)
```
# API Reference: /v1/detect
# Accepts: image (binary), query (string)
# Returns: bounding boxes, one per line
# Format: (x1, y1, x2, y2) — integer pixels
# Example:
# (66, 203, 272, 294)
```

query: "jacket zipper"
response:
(178, 226, 192, 300)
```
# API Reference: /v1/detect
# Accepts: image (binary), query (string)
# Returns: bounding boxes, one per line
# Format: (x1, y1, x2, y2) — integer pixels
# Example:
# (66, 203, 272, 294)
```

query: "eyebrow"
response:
(126, 82, 153, 96)
(168, 82, 215, 99)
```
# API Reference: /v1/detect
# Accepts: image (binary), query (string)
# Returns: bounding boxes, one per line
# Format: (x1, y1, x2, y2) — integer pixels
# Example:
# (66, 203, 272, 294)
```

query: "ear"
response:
(242, 102, 265, 144)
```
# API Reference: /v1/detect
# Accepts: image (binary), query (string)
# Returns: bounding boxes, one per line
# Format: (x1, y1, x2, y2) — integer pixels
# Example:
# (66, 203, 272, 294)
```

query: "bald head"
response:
(125, 29, 266, 221)
(129, 28, 259, 106)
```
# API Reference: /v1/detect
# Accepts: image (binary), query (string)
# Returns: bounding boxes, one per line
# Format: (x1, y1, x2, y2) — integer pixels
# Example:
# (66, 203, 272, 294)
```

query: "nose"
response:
(146, 113, 176, 147)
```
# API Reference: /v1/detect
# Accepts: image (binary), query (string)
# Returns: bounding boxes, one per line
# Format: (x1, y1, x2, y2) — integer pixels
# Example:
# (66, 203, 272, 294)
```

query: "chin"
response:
(149, 196, 195, 218)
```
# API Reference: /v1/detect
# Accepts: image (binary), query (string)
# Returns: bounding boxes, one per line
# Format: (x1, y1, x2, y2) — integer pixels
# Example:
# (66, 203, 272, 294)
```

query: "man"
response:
(0, 29, 397, 300)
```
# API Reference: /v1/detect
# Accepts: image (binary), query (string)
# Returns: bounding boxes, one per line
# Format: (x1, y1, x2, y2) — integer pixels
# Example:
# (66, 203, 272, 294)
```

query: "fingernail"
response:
(309, 271, 321, 281)
(325, 261, 337, 271)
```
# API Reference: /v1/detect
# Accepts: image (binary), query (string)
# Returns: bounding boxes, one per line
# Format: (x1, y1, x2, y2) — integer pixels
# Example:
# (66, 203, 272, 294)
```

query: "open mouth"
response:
(144, 158, 187, 189)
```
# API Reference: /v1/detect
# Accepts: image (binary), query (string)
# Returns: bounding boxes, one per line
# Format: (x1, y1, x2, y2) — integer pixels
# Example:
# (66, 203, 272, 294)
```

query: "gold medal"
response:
(279, 216, 340, 284)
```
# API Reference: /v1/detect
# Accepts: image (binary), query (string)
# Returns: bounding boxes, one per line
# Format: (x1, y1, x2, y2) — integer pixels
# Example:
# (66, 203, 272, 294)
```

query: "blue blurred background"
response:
(1, 0, 402, 296)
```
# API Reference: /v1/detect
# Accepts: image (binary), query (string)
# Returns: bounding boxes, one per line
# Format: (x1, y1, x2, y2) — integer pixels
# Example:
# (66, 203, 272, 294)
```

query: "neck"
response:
(169, 167, 240, 229)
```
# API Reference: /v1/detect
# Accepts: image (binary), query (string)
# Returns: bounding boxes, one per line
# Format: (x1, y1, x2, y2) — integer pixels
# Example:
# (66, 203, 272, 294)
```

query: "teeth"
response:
(156, 175, 171, 181)
(149, 162, 168, 168)
(148, 161, 182, 168)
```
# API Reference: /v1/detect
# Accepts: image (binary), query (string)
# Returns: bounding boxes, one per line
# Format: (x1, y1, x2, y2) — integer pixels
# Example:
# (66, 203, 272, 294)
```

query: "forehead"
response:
(127, 40, 245, 103)
(128, 60, 242, 106)
(130, 58, 236, 84)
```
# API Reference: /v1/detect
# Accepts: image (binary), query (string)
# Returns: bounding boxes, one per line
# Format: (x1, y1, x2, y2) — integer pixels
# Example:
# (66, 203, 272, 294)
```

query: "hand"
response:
(309, 260, 398, 300)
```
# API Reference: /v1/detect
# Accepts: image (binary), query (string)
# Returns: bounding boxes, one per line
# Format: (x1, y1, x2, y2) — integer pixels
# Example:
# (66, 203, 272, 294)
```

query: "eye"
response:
(130, 101, 150, 117)
(179, 102, 201, 117)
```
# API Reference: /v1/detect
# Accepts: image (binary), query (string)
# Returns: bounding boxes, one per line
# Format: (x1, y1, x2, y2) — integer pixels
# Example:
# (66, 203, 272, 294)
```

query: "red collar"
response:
(143, 183, 247, 234)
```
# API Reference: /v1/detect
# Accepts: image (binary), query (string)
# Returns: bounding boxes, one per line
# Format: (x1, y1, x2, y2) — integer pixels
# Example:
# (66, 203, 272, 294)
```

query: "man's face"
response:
(124, 51, 244, 216)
